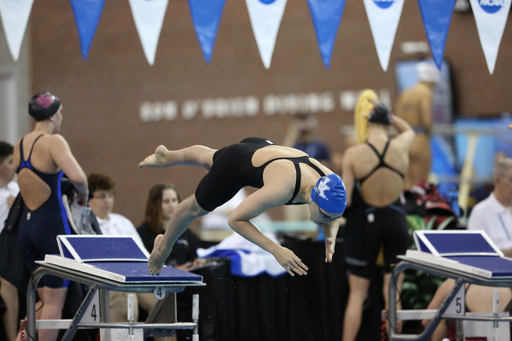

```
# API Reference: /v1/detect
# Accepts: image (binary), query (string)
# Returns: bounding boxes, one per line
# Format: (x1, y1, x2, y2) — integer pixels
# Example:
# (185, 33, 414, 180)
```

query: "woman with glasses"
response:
(341, 91, 415, 341)
(139, 137, 346, 277)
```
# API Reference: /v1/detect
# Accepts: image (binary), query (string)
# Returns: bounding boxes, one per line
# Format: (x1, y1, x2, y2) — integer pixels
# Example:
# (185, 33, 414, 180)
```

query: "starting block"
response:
(388, 230, 512, 341)
(27, 235, 205, 341)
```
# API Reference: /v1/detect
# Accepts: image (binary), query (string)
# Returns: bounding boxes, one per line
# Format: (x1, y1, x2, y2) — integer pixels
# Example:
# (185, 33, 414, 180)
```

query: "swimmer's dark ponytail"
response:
(28, 92, 61, 121)
(367, 103, 392, 126)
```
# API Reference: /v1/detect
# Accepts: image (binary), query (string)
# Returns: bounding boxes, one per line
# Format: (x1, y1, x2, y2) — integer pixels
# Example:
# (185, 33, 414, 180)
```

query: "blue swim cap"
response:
(311, 174, 347, 215)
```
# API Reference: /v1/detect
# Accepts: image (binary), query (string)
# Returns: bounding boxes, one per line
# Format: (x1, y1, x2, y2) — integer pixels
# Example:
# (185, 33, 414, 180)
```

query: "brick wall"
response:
(29, 0, 512, 223)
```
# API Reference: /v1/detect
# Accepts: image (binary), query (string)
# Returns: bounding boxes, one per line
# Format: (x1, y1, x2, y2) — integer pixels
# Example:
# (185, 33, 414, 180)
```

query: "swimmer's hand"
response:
(148, 234, 167, 276)
(273, 246, 308, 276)
(324, 238, 335, 263)
(139, 145, 170, 168)
(508, 123, 512, 130)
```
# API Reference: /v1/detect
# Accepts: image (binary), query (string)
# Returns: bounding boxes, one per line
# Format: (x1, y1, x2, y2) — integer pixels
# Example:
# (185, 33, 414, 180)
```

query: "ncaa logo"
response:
(258, 0, 277, 4)
(373, 0, 394, 9)
(479, 0, 503, 13)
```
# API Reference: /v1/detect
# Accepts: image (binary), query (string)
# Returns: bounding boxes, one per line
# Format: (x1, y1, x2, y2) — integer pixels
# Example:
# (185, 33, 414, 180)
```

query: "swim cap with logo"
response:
(311, 174, 347, 215)
(29, 92, 61, 122)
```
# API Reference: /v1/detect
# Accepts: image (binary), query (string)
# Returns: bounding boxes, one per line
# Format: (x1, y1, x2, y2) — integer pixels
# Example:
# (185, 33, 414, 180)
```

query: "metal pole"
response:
(192, 294, 199, 341)
(60, 285, 98, 341)
(27, 269, 46, 339)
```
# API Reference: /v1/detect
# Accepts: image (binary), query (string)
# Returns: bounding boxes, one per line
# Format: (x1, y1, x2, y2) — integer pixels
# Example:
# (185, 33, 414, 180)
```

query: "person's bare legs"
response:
(37, 286, 67, 341)
(148, 195, 209, 275)
(139, 145, 216, 170)
(342, 274, 371, 341)
(1, 278, 19, 341)
(383, 272, 404, 335)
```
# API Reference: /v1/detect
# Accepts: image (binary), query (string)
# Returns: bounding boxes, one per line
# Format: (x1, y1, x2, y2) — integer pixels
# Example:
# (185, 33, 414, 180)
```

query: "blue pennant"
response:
(69, 0, 106, 61)
(188, 0, 226, 63)
(307, 0, 347, 69)
(417, 0, 456, 70)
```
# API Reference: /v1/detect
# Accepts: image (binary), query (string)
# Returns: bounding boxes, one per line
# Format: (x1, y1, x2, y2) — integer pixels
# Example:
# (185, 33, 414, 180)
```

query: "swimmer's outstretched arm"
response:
(228, 187, 309, 277)
(321, 219, 342, 263)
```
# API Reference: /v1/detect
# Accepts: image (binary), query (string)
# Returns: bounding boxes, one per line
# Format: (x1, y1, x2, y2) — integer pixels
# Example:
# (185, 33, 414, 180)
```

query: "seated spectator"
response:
(0, 141, 20, 341)
(137, 183, 204, 271)
(422, 279, 511, 341)
(467, 157, 512, 256)
(88, 172, 142, 322)
(136, 183, 207, 339)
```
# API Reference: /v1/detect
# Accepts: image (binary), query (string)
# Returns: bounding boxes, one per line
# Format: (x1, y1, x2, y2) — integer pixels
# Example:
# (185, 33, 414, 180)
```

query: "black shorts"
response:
(194, 137, 273, 211)
(347, 205, 410, 279)
(0, 223, 31, 293)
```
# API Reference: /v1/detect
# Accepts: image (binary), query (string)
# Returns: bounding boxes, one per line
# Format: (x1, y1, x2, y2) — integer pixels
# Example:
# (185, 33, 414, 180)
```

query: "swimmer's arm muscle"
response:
(322, 219, 342, 262)
(50, 134, 88, 195)
(228, 185, 308, 276)
(392, 115, 416, 152)
(228, 185, 286, 253)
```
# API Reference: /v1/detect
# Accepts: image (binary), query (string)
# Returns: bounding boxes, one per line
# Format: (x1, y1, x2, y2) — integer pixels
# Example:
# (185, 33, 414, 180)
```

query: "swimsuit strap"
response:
(286, 162, 302, 205)
(284, 156, 325, 205)
(18, 134, 45, 171)
(260, 156, 325, 205)
(26, 134, 45, 163)
(359, 140, 404, 184)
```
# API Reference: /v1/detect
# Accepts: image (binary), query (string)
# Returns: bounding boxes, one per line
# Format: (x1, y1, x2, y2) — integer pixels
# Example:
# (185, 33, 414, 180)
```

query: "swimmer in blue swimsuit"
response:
(139, 137, 347, 277)
(13, 92, 88, 341)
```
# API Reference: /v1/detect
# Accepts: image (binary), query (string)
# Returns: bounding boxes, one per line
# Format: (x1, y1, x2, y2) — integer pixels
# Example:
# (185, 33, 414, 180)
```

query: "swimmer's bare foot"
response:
(148, 234, 167, 275)
(139, 145, 170, 168)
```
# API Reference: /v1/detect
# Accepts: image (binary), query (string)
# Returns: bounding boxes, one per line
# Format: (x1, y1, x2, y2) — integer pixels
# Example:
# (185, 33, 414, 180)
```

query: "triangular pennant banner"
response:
(363, 0, 404, 72)
(469, 0, 511, 74)
(129, 0, 169, 65)
(188, 0, 226, 63)
(70, 0, 106, 61)
(245, 0, 288, 69)
(0, 0, 34, 61)
(307, 0, 346, 69)
(417, 0, 457, 70)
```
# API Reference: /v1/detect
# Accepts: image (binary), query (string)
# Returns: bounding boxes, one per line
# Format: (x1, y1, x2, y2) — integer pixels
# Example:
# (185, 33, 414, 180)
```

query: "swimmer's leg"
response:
(148, 195, 209, 275)
(342, 274, 370, 341)
(139, 145, 217, 170)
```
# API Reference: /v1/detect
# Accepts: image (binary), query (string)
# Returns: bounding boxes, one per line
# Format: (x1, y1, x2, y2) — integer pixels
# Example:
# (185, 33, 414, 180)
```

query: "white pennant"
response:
(128, 0, 169, 65)
(469, 0, 511, 74)
(0, 0, 34, 61)
(245, 0, 287, 69)
(363, 0, 404, 72)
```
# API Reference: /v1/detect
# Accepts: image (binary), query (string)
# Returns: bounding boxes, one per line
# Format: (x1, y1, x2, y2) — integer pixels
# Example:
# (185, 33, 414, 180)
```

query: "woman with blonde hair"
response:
(341, 91, 415, 340)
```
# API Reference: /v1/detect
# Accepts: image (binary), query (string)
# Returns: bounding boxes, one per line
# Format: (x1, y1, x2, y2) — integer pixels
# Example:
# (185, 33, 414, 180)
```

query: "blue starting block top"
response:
(58, 236, 149, 262)
(414, 230, 500, 256)
(404, 231, 512, 279)
(42, 235, 203, 283)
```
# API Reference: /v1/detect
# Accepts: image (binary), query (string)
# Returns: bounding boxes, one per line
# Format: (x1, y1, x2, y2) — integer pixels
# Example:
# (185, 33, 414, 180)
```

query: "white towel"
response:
(197, 232, 286, 277)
